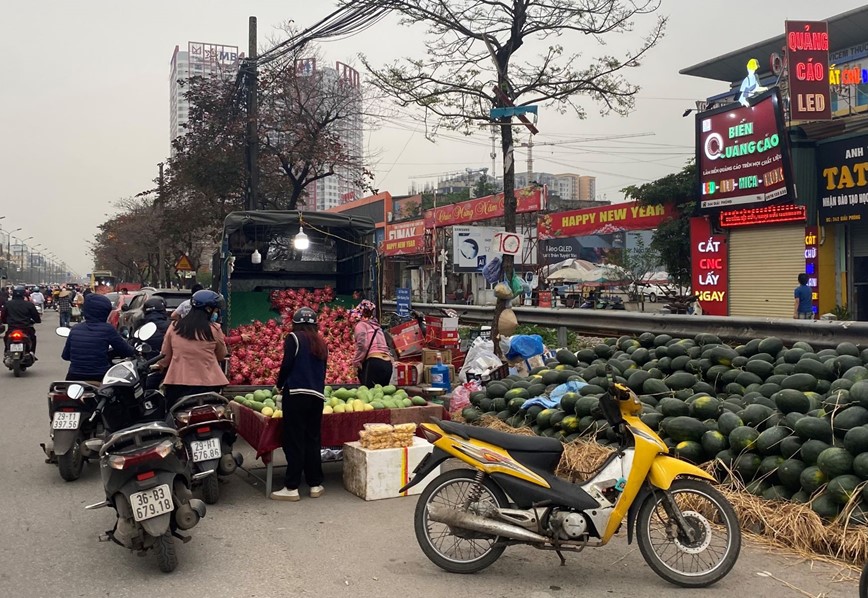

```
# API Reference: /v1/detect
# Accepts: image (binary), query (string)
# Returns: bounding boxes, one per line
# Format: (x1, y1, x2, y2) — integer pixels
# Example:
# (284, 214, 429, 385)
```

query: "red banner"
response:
(786, 20, 831, 121)
(690, 217, 728, 316)
(423, 187, 544, 228)
(537, 201, 673, 240)
(382, 220, 426, 256)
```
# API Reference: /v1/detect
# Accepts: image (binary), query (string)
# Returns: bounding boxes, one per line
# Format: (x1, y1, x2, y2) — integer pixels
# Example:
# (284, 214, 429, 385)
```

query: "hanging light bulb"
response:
(293, 226, 310, 250)
(251, 249, 262, 264)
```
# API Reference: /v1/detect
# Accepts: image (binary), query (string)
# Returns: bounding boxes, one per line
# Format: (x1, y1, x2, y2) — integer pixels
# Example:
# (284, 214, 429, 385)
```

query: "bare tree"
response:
(347, 0, 665, 351)
(604, 235, 661, 310)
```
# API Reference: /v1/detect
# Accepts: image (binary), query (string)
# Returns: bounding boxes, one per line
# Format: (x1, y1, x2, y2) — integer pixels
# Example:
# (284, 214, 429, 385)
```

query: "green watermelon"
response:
(816, 447, 854, 478)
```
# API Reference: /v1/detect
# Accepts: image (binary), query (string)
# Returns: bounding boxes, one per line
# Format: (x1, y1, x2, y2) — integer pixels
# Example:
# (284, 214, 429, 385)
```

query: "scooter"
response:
(42, 380, 102, 481)
(169, 392, 242, 505)
(1, 324, 36, 377)
(76, 323, 206, 573)
(401, 368, 741, 588)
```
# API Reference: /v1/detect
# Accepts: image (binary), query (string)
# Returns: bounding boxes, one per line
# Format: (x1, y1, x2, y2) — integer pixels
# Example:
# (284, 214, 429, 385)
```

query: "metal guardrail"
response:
(383, 301, 868, 350)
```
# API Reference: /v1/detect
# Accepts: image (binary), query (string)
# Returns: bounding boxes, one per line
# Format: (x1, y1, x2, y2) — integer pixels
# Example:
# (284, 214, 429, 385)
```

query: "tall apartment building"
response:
(578, 175, 596, 201)
(297, 59, 365, 212)
(507, 172, 597, 201)
(169, 42, 242, 153)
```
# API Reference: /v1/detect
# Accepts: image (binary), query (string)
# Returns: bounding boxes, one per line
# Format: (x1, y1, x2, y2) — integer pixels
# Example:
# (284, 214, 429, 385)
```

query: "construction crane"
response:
(518, 132, 655, 180)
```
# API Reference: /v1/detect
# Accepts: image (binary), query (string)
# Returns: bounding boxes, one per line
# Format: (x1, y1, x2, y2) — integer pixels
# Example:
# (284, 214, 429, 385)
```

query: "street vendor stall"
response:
(224, 386, 447, 496)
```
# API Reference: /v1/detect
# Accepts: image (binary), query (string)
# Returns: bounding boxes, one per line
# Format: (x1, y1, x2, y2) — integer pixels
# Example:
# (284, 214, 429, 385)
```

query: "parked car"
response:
(629, 282, 684, 303)
(105, 292, 136, 329)
(117, 289, 191, 332)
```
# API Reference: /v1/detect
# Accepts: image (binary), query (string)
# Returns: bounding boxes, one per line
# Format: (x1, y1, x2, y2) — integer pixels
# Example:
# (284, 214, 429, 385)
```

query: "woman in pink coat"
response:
(159, 290, 229, 406)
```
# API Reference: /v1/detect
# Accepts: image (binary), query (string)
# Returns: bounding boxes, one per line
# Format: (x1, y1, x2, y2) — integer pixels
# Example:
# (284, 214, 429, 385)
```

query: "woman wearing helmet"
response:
(271, 306, 328, 502)
(158, 289, 229, 406)
(351, 300, 393, 387)
(137, 297, 170, 353)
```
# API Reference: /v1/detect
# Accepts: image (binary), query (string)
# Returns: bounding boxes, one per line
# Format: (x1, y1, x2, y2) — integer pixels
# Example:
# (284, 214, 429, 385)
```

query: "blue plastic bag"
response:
(506, 335, 545, 360)
(549, 380, 589, 403)
(482, 256, 503, 285)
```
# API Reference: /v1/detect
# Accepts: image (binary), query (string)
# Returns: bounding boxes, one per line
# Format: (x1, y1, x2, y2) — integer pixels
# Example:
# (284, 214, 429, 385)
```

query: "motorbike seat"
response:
(438, 419, 563, 455)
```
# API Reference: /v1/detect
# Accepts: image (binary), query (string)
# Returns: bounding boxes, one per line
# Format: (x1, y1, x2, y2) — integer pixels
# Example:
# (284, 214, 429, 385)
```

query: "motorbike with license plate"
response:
(401, 367, 742, 588)
(73, 322, 207, 573)
(42, 379, 102, 481)
(169, 392, 242, 505)
(0, 324, 36, 377)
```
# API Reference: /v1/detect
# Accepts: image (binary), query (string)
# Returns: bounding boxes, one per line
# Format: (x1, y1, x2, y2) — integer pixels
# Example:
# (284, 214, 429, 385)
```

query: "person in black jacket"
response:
(62, 294, 136, 381)
(271, 307, 328, 502)
(2, 285, 41, 353)
(137, 297, 169, 354)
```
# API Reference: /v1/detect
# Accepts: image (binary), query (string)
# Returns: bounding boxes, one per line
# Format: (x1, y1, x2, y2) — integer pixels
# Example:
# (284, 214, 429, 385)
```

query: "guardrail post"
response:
(557, 326, 568, 348)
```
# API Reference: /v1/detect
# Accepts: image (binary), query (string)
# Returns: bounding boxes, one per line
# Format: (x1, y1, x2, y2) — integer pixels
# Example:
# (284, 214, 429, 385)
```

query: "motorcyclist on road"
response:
(61, 293, 135, 381)
(30, 288, 45, 311)
(1, 285, 41, 354)
(137, 297, 170, 355)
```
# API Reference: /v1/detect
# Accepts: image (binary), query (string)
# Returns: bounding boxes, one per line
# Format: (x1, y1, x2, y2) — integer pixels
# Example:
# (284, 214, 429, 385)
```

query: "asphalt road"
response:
(0, 316, 859, 597)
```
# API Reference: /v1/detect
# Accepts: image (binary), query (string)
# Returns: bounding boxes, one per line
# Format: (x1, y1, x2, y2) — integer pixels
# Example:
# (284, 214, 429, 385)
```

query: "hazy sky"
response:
(1, 0, 862, 275)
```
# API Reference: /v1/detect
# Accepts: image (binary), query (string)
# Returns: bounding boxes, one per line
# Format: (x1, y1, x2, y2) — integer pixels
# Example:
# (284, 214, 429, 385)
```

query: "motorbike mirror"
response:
(139, 342, 152, 355)
(83, 438, 104, 454)
(55, 326, 71, 338)
(135, 322, 157, 341)
(66, 384, 85, 400)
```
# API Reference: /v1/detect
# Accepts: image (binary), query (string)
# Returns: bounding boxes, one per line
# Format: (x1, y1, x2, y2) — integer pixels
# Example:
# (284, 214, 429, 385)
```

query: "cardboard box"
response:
(422, 348, 452, 366)
(466, 363, 509, 384)
(395, 361, 422, 386)
(425, 316, 459, 332)
(342, 437, 441, 501)
(423, 364, 456, 386)
(390, 321, 425, 357)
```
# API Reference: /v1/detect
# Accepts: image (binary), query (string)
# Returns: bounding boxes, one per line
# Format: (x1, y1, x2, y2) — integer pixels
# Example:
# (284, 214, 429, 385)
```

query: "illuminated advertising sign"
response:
(785, 20, 831, 120)
(424, 187, 544, 228)
(382, 220, 425, 256)
(817, 135, 868, 224)
(719, 204, 806, 228)
(689, 217, 728, 316)
(696, 89, 795, 212)
(804, 227, 820, 315)
(537, 201, 672, 240)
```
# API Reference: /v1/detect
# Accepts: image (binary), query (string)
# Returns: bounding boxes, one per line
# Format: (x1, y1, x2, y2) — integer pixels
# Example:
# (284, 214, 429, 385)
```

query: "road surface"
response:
(0, 316, 858, 597)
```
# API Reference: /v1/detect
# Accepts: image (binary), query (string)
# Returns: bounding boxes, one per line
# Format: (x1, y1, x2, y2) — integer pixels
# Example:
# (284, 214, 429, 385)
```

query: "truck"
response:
(214, 211, 378, 328)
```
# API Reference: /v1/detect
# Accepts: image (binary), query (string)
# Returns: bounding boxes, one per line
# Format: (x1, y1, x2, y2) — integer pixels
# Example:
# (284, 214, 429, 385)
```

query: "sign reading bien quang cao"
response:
(817, 135, 868, 224)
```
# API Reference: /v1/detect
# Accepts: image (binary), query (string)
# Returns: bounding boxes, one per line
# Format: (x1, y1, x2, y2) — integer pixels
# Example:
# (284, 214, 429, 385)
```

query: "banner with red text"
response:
(690, 217, 729, 316)
(423, 187, 544, 228)
(382, 220, 426, 256)
(786, 20, 831, 121)
(537, 201, 673, 240)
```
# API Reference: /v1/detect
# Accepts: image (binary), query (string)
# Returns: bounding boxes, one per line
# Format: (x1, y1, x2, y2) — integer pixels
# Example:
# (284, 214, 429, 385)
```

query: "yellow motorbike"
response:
(401, 371, 741, 588)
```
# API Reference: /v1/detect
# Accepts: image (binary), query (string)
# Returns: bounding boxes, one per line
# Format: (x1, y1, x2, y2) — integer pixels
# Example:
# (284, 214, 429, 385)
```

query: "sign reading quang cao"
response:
(696, 89, 795, 212)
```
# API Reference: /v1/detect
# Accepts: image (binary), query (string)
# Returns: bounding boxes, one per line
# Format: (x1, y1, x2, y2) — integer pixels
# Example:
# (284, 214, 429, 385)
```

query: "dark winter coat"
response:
(62, 294, 136, 380)
(139, 311, 170, 357)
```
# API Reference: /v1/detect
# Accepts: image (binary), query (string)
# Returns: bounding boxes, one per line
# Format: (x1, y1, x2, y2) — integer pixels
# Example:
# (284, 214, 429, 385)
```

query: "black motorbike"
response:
(1, 324, 36, 377)
(78, 322, 206, 573)
(42, 380, 102, 481)
(170, 392, 242, 505)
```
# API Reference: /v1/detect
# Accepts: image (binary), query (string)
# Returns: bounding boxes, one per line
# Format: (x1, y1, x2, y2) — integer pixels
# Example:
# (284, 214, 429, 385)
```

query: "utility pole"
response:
(158, 162, 166, 288)
(526, 135, 533, 182)
(246, 16, 259, 211)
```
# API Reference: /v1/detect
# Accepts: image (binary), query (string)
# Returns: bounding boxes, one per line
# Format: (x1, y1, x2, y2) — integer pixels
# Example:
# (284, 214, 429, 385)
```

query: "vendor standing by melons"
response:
(351, 300, 393, 387)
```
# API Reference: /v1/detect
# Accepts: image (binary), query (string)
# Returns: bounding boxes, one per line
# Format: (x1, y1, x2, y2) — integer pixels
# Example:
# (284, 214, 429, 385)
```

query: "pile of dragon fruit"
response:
(227, 287, 358, 385)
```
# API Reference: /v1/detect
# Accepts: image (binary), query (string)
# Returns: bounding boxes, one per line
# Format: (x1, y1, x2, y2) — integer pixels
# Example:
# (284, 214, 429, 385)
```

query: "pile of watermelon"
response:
(461, 333, 868, 522)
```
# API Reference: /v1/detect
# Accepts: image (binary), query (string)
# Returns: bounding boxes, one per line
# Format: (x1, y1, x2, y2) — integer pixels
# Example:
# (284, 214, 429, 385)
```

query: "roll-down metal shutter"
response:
(729, 224, 805, 318)
(851, 222, 868, 257)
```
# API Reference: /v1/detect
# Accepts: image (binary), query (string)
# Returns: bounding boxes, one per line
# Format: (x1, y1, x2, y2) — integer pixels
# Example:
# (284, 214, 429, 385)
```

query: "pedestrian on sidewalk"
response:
(794, 273, 814, 320)
(271, 307, 328, 502)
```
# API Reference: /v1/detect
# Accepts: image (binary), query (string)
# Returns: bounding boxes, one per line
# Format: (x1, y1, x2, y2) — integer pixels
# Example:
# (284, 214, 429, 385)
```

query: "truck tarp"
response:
(222, 211, 375, 237)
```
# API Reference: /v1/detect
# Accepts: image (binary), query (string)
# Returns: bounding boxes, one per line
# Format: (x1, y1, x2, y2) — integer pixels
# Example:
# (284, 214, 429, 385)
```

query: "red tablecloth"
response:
(228, 402, 447, 464)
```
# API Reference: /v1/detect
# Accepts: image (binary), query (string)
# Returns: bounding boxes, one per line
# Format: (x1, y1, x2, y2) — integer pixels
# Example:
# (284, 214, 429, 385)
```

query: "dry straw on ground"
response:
(471, 417, 868, 568)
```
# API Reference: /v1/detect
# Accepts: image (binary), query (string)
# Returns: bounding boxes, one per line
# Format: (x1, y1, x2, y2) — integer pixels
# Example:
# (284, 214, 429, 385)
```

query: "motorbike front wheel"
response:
(636, 479, 741, 588)
(414, 469, 508, 574)
(156, 531, 178, 573)
(58, 435, 84, 481)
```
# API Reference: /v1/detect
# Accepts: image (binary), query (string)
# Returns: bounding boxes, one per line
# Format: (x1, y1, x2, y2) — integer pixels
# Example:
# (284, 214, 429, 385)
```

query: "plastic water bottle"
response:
(430, 353, 451, 391)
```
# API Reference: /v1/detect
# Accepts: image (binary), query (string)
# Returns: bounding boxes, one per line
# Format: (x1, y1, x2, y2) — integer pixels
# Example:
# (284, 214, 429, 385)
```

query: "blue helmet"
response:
(190, 290, 224, 310)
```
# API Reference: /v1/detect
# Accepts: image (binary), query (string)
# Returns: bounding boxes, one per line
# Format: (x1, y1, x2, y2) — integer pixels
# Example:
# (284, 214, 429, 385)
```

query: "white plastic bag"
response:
(458, 337, 512, 383)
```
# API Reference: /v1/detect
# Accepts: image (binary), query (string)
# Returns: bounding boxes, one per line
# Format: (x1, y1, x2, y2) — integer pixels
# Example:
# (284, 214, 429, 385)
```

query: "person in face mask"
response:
(157, 289, 229, 406)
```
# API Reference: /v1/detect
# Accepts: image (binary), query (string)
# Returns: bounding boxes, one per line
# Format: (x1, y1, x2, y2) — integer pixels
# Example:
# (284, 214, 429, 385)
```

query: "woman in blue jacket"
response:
(62, 294, 136, 381)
